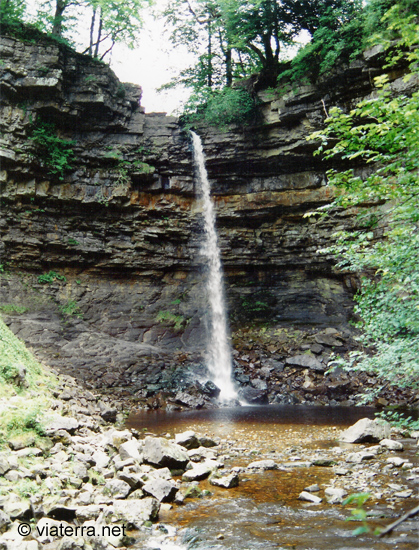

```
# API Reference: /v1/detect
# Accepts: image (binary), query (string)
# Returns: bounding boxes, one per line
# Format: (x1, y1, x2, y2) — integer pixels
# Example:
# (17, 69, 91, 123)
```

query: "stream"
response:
(126, 405, 419, 550)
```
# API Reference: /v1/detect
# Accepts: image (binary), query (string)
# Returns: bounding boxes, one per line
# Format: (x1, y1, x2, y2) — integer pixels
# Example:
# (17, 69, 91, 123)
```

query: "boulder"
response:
(0, 510, 11, 534)
(175, 431, 200, 450)
(201, 381, 220, 398)
(198, 436, 218, 448)
(0, 456, 10, 476)
(142, 478, 178, 502)
(104, 479, 131, 499)
(2, 496, 31, 519)
(325, 487, 347, 504)
(298, 491, 322, 503)
(285, 355, 325, 372)
(143, 437, 189, 470)
(182, 462, 214, 482)
(209, 472, 239, 489)
(118, 439, 143, 462)
(247, 459, 278, 470)
(113, 497, 160, 529)
(339, 418, 391, 443)
(239, 386, 268, 404)
(314, 333, 344, 347)
(379, 439, 404, 451)
(44, 414, 79, 435)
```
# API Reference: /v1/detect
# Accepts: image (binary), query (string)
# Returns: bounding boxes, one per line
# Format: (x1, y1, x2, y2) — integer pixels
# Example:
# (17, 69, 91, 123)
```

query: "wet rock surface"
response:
(1, 30, 417, 409)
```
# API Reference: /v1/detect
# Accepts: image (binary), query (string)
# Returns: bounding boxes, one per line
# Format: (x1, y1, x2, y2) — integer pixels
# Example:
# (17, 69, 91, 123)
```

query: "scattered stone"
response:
(314, 334, 343, 347)
(298, 491, 322, 504)
(0, 510, 11, 534)
(339, 418, 391, 443)
(175, 431, 200, 450)
(118, 439, 143, 462)
(113, 498, 160, 529)
(325, 487, 347, 504)
(346, 451, 376, 463)
(304, 484, 320, 493)
(143, 437, 189, 470)
(44, 415, 80, 435)
(209, 472, 239, 489)
(104, 479, 131, 499)
(379, 439, 404, 451)
(285, 355, 325, 372)
(387, 457, 408, 467)
(394, 490, 412, 498)
(142, 478, 178, 502)
(182, 462, 214, 482)
(2, 496, 31, 519)
(198, 436, 218, 448)
(247, 459, 278, 470)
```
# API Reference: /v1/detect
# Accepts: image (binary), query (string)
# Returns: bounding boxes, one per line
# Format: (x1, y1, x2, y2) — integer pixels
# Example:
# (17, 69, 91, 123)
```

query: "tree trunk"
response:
(88, 7, 96, 57)
(207, 19, 213, 88)
(52, 0, 67, 37)
(94, 11, 103, 58)
(225, 47, 232, 87)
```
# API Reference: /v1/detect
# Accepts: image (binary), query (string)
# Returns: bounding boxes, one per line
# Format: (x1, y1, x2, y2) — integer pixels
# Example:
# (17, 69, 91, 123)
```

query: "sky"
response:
(109, 3, 194, 115)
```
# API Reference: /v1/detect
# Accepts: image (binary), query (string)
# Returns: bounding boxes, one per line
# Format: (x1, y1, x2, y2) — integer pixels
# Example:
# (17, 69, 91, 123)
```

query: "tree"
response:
(34, 0, 148, 58)
(308, 5, 419, 397)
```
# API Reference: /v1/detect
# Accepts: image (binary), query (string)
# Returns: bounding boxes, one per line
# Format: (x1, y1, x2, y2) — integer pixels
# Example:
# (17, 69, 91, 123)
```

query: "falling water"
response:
(191, 131, 237, 401)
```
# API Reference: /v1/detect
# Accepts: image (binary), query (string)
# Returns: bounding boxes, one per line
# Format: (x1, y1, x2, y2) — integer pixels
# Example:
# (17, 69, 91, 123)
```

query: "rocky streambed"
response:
(0, 372, 418, 550)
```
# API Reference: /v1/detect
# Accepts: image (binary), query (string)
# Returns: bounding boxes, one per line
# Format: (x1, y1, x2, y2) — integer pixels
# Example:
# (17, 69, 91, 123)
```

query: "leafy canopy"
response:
(308, 5, 419, 396)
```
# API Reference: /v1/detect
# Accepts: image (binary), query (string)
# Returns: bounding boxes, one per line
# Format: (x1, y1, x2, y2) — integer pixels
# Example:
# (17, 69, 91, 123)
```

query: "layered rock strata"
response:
(0, 29, 416, 405)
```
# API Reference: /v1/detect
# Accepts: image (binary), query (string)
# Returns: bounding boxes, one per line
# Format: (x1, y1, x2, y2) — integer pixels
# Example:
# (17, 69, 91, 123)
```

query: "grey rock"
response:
(142, 478, 178, 502)
(247, 459, 278, 470)
(0, 510, 11, 534)
(340, 418, 391, 443)
(379, 439, 404, 451)
(298, 491, 322, 503)
(104, 479, 131, 499)
(143, 437, 189, 470)
(2, 496, 31, 519)
(314, 333, 344, 347)
(175, 431, 200, 450)
(0, 456, 10, 476)
(75, 505, 103, 522)
(44, 415, 80, 435)
(239, 386, 268, 404)
(182, 462, 214, 482)
(113, 497, 160, 528)
(304, 484, 320, 493)
(285, 355, 325, 372)
(118, 439, 143, 462)
(198, 436, 218, 448)
(250, 378, 268, 391)
(325, 487, 347, 504)
(209, 472, 239, 489)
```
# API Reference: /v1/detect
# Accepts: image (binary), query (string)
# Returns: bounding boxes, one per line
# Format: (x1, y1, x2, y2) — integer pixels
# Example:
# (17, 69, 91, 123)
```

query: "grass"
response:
(0, 316, 56, 448)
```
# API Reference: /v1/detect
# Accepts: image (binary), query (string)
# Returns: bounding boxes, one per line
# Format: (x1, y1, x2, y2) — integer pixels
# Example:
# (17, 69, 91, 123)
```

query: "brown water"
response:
(126, 406, 419, 550)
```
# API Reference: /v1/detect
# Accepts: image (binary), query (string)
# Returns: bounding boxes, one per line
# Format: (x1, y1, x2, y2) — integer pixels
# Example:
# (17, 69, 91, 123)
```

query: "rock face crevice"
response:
(1, 30, 416, 405)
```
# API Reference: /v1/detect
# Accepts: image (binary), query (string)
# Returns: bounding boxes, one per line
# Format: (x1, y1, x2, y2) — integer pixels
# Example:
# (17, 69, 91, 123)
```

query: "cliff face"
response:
(1, 31, 415, 405)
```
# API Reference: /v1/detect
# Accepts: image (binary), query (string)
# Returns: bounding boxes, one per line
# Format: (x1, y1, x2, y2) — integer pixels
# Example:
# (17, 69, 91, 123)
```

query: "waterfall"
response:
(191, 131, 237, 402)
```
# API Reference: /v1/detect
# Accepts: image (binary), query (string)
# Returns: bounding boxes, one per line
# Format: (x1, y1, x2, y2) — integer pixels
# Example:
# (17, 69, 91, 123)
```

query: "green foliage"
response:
(37, 270, 67, 284)
(279, 7, 364, 84)
(0, 0, 26, 25)
(29, 118, 75, 180)
(156, 311, 187, 331)
(308, 7, 419, 394)
(0, 304, 28, 314)
(67, 237, 79, 246)
(182, 87, 257, 128)
(375, 410, 419, 432)
(59, 300, 82, 317)
(343, 493, 380, 536)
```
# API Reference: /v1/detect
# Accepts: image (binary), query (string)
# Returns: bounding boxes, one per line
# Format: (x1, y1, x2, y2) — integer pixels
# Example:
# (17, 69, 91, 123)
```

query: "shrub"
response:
(29, 118, 75, 180)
